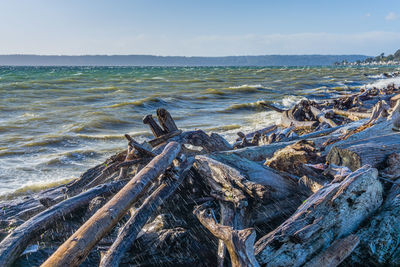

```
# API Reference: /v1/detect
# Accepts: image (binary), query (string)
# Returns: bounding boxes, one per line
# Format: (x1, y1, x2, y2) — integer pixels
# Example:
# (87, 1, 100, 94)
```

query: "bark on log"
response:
(99, 157, 194, 267)
(305, 234, 359, 267)
(41, 142, 181, 267)
(193, 204, 260, 267)
(254, 165, 383, 267)
(156, 108, 179, 133)
(0, 180, 126, 267)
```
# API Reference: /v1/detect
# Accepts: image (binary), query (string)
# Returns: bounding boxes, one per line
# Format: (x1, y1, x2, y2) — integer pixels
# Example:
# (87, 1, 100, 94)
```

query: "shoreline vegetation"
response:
(1, 71, 400, 266)
(336, 49, 400, 66)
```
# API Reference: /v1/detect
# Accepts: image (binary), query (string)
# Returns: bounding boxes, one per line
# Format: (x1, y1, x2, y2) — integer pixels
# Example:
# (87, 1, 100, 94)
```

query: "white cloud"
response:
(365, 13, 371, 17)
(386, 12, 398, 21)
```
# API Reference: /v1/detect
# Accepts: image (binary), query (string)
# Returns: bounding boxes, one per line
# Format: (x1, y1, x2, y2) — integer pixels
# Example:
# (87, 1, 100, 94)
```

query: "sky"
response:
(0, 0, 399, 56)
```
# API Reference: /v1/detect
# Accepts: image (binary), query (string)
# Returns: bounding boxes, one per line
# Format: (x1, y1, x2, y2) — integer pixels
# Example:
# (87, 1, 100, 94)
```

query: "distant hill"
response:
(0, 54, 369, 66)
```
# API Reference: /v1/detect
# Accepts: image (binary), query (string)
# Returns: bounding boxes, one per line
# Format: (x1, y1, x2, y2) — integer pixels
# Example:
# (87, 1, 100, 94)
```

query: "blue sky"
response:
(0, 0, 399, 56)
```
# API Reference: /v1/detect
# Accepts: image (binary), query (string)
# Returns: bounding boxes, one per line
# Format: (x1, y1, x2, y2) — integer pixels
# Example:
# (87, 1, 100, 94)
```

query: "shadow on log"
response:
(41, 142, 181, 267)
(0, 180, 126, 267)
(254, 165, 383, 267)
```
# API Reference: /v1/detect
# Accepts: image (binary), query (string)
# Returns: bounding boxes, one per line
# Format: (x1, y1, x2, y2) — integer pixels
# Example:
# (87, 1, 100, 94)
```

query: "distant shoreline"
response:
(0, 54, 369, 66)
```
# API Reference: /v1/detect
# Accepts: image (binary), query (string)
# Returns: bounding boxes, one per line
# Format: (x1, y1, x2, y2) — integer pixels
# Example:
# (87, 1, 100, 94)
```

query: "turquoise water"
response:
(0, 66, 398, 195)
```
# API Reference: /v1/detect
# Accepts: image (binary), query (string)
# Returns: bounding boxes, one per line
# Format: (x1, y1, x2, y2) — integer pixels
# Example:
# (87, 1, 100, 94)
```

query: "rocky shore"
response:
(1, 72, 400, 267)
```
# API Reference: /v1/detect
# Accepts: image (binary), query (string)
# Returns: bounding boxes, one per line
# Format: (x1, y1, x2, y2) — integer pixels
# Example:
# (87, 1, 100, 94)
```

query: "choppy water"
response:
(1, 66, 399, 195)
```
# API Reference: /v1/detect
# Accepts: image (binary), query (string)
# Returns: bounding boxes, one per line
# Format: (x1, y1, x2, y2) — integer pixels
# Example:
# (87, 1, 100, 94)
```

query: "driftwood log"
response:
(99, 157, 194, 267)
(193, 203, 259, 267)
(309, 106, 337, 127)
(41, 142, 181, 267)
(326, 132, 400, 171)
(349, 183, 400, 265)
(254, 165, 383, 267)
(306, 234, 360, 267)
(0, 180, 126, 267)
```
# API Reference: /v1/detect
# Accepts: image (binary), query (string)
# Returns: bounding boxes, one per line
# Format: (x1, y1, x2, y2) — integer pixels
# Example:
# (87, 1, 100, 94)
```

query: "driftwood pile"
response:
(1, 74, 400, 267)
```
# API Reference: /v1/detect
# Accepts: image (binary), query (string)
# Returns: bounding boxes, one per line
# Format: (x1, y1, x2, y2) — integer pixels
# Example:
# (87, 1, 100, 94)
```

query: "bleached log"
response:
(310, 106, 338, 127)
(326, 132, 400, 171)
(254, 165, 383, 267)
(193, 204, 260, 267)
(195, 154, 297, 204)
(175, 130, 232, 152)
(305, 234, 359, 267)
(99, 158, 194, 267)
(0, 180, 126, 267)
(332, 108, 371, 120)
(41, 142, 181, 267)
(349, 182, 400, 265)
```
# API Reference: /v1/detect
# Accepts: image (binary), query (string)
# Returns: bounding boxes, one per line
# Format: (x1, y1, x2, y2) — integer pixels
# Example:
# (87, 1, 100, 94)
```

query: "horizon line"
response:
(0, 53, 372, 57)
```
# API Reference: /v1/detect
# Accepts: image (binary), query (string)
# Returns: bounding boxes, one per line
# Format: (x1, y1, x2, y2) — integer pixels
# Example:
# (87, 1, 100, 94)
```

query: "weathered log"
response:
(297, 125, 342, 139)
(306, 234, 359, 267)
(41, 142, 181, 267)
(281, 110, 318, 129)
(332, 108, 371, 120)
(99, 157, 194, 267)
(156, 108, 179, 133)
(125, 134, 155, 158)
(217, 202, 236, 267)
(310, 106, 338, 127)
(143, 114, 165, 137)
(197, 154, 297, 203)
(326, 132, 400, 171)
(0, 180, 126, 267)
(148, 130, 182, 147)
(242, 125, 278, 140)
(254, 165, 383, 267)
(193, 204, 260, 267)
(349, 182, 400, 265)
(265, 140, 321, 177)
(260, 102, 285, 113)
(249, 196, 304, 226)
(173, 130, 232, 153)
(66, 150, 127, 195)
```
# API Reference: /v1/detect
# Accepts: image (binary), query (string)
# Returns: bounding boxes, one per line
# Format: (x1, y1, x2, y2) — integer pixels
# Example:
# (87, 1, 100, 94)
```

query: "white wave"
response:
(279, 95, 307, 109)
(367, 74, 386, 79)
(228, 84, 264, 89)
(363, 77, 400, 90)
(219, 110, 280, 143)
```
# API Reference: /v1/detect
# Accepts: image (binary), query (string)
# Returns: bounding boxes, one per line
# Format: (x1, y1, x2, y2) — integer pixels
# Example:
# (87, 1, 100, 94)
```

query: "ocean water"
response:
(0, 66, 399, 195)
